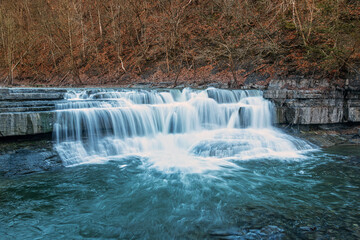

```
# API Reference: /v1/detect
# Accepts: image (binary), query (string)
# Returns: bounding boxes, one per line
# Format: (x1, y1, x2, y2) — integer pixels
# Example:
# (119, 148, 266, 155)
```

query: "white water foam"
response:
(54, 88, 315, 172)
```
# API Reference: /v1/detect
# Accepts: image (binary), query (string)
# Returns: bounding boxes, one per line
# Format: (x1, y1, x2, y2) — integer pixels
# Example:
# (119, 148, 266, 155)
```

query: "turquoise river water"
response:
(1, 88, 359, 239)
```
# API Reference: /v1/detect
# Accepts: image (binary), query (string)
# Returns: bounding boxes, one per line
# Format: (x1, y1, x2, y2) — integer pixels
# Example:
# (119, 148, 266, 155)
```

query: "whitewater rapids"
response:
(53, 88, 315, 172)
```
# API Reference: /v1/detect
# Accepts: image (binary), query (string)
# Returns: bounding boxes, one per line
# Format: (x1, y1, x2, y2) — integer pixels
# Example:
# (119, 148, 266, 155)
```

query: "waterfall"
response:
(54, 88, 314, 171)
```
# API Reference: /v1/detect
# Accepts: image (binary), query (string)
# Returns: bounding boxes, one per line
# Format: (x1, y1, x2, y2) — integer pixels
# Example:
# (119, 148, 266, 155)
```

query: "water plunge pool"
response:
(1, 88, 359, 239)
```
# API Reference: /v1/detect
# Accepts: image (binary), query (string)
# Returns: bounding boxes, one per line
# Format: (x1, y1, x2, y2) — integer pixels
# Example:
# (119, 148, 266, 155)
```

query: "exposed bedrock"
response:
(0, 88, 66, 137)
(0, 80, 359, 138)
(263, 79, 360, 125)
(0, 143, 63, 177)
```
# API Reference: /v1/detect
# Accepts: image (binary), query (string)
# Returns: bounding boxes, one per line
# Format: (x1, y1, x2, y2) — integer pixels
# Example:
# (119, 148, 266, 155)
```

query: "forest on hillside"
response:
(0, 0, 359, 86)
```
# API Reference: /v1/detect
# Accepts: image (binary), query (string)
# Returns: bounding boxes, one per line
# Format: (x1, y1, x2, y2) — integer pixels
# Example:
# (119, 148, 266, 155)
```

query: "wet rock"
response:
(0, 100, 57, 112)
(0, 140, 63, 177)
(210, 225, 285, 240)
(210, 229, 244, 237)
(278, 123, 360, 147)
(299, 226, 318, 232)
(260, 225, 284, 235)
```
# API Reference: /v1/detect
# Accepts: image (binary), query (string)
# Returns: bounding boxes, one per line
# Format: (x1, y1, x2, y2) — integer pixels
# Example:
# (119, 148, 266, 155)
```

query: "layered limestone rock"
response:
(0, 88, 66, 137)
(264, 79, 360, 124)
(0, 111, 55, 137)
(0, 88, 66, 100)
(0, 83, 359, 138)
(347, 91, 360, 122)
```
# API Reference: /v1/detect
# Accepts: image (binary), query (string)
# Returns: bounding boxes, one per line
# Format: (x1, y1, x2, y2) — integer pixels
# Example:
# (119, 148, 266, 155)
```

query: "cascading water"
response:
(54, 88, 315, 172)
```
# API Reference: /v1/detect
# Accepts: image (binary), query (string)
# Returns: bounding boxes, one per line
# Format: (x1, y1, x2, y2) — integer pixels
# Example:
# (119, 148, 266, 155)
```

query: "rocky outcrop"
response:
(0, 81, 359, 138)
(0, 88, 66, 137)
(263, 79, 360, 125)
(347, 90, 360, 122)
(0, 88, 66, 101)
(0, 111, 55, 137)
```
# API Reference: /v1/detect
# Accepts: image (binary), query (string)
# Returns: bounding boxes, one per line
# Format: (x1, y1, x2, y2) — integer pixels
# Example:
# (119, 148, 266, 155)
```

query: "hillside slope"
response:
(1, 0, 359, 87)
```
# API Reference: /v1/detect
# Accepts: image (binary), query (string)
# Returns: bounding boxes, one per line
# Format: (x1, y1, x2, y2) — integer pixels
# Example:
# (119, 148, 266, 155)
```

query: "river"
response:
(1, 88, 359, 239)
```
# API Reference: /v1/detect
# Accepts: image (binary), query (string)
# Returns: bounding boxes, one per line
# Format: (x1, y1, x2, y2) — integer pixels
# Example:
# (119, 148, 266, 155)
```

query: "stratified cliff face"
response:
(0, 80, 359, 138)
(263, 78, 360, 125)
(0, 88, 66, 137)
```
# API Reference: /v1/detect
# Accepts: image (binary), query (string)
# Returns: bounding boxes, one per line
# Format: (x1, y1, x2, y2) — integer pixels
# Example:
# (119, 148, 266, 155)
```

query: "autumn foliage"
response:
(0, 0, 359, 86)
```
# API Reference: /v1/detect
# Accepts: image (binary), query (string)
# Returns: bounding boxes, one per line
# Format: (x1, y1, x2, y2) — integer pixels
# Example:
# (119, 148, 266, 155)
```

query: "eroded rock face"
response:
(0, 112, 55, 137)
(264, 79, 360, 125)
(267, 78, 330, 90)
(0, 88, 66, 137)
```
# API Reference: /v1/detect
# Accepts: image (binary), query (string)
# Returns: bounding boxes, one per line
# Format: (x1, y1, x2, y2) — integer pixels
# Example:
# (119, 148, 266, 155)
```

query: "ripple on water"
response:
(1, 147, 360, 239)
